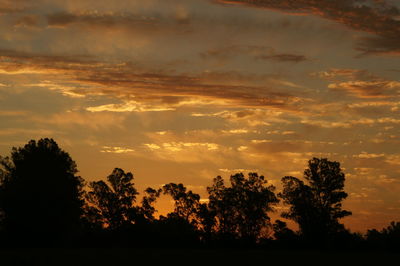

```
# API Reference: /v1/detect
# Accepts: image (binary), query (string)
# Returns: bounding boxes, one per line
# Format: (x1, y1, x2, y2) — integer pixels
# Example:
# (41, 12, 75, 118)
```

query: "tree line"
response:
(0, 138, 398, 249)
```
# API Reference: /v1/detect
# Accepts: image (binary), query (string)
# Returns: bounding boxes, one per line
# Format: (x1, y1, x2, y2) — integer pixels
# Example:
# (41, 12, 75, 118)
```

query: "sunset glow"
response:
(0, 0, 399, 232)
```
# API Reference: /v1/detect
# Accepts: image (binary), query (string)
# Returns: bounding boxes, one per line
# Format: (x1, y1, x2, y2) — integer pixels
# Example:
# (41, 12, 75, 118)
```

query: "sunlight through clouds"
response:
(0, 0, 399, 232)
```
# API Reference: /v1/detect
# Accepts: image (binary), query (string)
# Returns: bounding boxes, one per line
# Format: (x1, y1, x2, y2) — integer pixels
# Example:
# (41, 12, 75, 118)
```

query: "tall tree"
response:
(0, 138, 85, 245)
(85, 168, 139, 229)
(279, 158, 351, 243)
(207, 173, 279, 241)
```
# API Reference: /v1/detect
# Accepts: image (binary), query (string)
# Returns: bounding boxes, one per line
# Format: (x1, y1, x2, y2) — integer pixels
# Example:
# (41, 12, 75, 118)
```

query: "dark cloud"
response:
(46, 11, 191, 34)
(216, 0, 400, 55)
(0, 0, 29, 14)
(257, 53, 307, 63)
(356, 36, 400, 55)
(47, 12, 156, 27)
(201, 45, 308, 62)
(0, 49, 97, 74)
(14, 15, 40, 28)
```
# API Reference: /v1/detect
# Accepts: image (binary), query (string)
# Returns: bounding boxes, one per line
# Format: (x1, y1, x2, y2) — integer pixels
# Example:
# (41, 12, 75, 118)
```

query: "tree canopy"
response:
(0, 138, 85, 245)
(85, 168, 139, 229)
(279, 158, 351, 243)
(206, 173, 279, 241)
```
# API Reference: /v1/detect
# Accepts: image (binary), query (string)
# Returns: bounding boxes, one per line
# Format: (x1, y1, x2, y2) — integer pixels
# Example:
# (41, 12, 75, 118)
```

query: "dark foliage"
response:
(0, 138, 85, 246)
(272, 220, 299, 244)
(279, 158, 352, 244)
(366, 221, 400, 250)
(162, 183, 201, 225)
(84, 168, 139, 229)
(0, 139, 398, 250)
(205, 173, 279, 243)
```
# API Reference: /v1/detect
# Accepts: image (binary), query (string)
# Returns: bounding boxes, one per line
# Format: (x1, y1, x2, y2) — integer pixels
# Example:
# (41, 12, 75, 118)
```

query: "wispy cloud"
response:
(0, 49, 307, 112)
(329, 80, 400, 99)
(101, 146, 135, 154)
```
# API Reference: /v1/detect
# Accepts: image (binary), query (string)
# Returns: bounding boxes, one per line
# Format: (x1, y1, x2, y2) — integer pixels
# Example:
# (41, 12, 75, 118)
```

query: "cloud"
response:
(0, 110, 28, 116)
(219, 168, 258, 173)
(191, 109, 293, 126)
(86, 101, 175, 112)
(201, 45, 308, 62)
(353, 152, 385, 159)
(0, 128, 55, 137)
(161, 142, 219, 152)
(46, 10, 191, 34)
(100, 146, 135, 154)
(0, 49, 96, 75)
(301, 117, 400, 129)
(25, 82, 87, 98)
(221, 129, 250, 134)
(144, 143, 161, 150)
(13, 15, 41, 29)
(312, 69, 369, 79)
(348, 101, 399, 109)
(141, 141, 223, 163)
(0, 0, 29, 14)
(33, 111, 127, 130)
(257, 53, 307, 63)
(251, 139, 272, 144)
(0, 49, 305, 112)
(314, 68, 400, 99)
(386, 154, 400, 165)
(216, 0, 400, 55)
(328, 80, 400, 98)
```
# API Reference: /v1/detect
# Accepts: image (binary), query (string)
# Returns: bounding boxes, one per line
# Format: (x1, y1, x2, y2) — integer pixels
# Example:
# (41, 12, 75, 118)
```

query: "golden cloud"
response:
(101, 146, 135, 154)
(329, 80, 400, 99)
(0, 49, 305, 113)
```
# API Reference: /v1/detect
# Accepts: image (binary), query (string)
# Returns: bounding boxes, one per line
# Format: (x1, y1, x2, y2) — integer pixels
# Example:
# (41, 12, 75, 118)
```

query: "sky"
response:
(0, 0, 399, 232)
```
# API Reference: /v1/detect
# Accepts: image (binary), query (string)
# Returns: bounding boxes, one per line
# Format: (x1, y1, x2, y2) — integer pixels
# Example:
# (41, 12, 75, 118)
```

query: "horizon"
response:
(0, 0, 399, 233)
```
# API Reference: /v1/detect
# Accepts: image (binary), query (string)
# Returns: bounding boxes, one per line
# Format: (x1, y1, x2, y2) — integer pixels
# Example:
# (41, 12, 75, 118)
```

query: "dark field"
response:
(0, 248, 398, 266)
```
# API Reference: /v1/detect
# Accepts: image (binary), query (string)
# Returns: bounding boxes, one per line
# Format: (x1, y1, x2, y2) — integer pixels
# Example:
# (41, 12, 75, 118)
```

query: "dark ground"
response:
(0, 248, 399, 266)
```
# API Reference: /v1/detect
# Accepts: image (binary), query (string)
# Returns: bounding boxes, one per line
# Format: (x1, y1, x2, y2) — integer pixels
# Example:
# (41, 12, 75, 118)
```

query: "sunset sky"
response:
(0, 0, 399, 232)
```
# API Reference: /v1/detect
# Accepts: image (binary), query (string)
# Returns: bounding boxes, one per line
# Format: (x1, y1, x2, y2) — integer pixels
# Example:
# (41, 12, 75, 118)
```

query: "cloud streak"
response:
(0, 49, 306, 112)
(201, 45, 308, 62)
(216, 0, 400, 55)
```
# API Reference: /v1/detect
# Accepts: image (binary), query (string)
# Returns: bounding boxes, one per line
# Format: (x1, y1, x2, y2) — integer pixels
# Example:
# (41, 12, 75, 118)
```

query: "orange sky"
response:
(0, 0, 399, 233)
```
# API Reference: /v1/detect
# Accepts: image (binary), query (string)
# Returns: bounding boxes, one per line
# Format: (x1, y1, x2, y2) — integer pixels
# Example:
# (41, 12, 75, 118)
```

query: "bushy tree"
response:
(366, 221, 400, 249)
(85, 168, 138, 229)
(207, 173, 279, 241)
(0, 138, 85, 245)
(279, 158, 351, 243)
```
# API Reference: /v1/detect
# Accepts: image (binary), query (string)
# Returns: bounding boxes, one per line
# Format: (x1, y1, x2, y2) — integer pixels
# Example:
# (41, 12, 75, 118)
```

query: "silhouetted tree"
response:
(85, 168, 138, 229)
(272, 220, 298, 243)
(279, 158, 351, 244)
(162, 183, 201, 225)
(136, 187, 162, 223)
(0, 138, 85, 245)
(152, 183, 202, 245)
(207, 173, 279, 242)
(366, 221, 400, 250)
